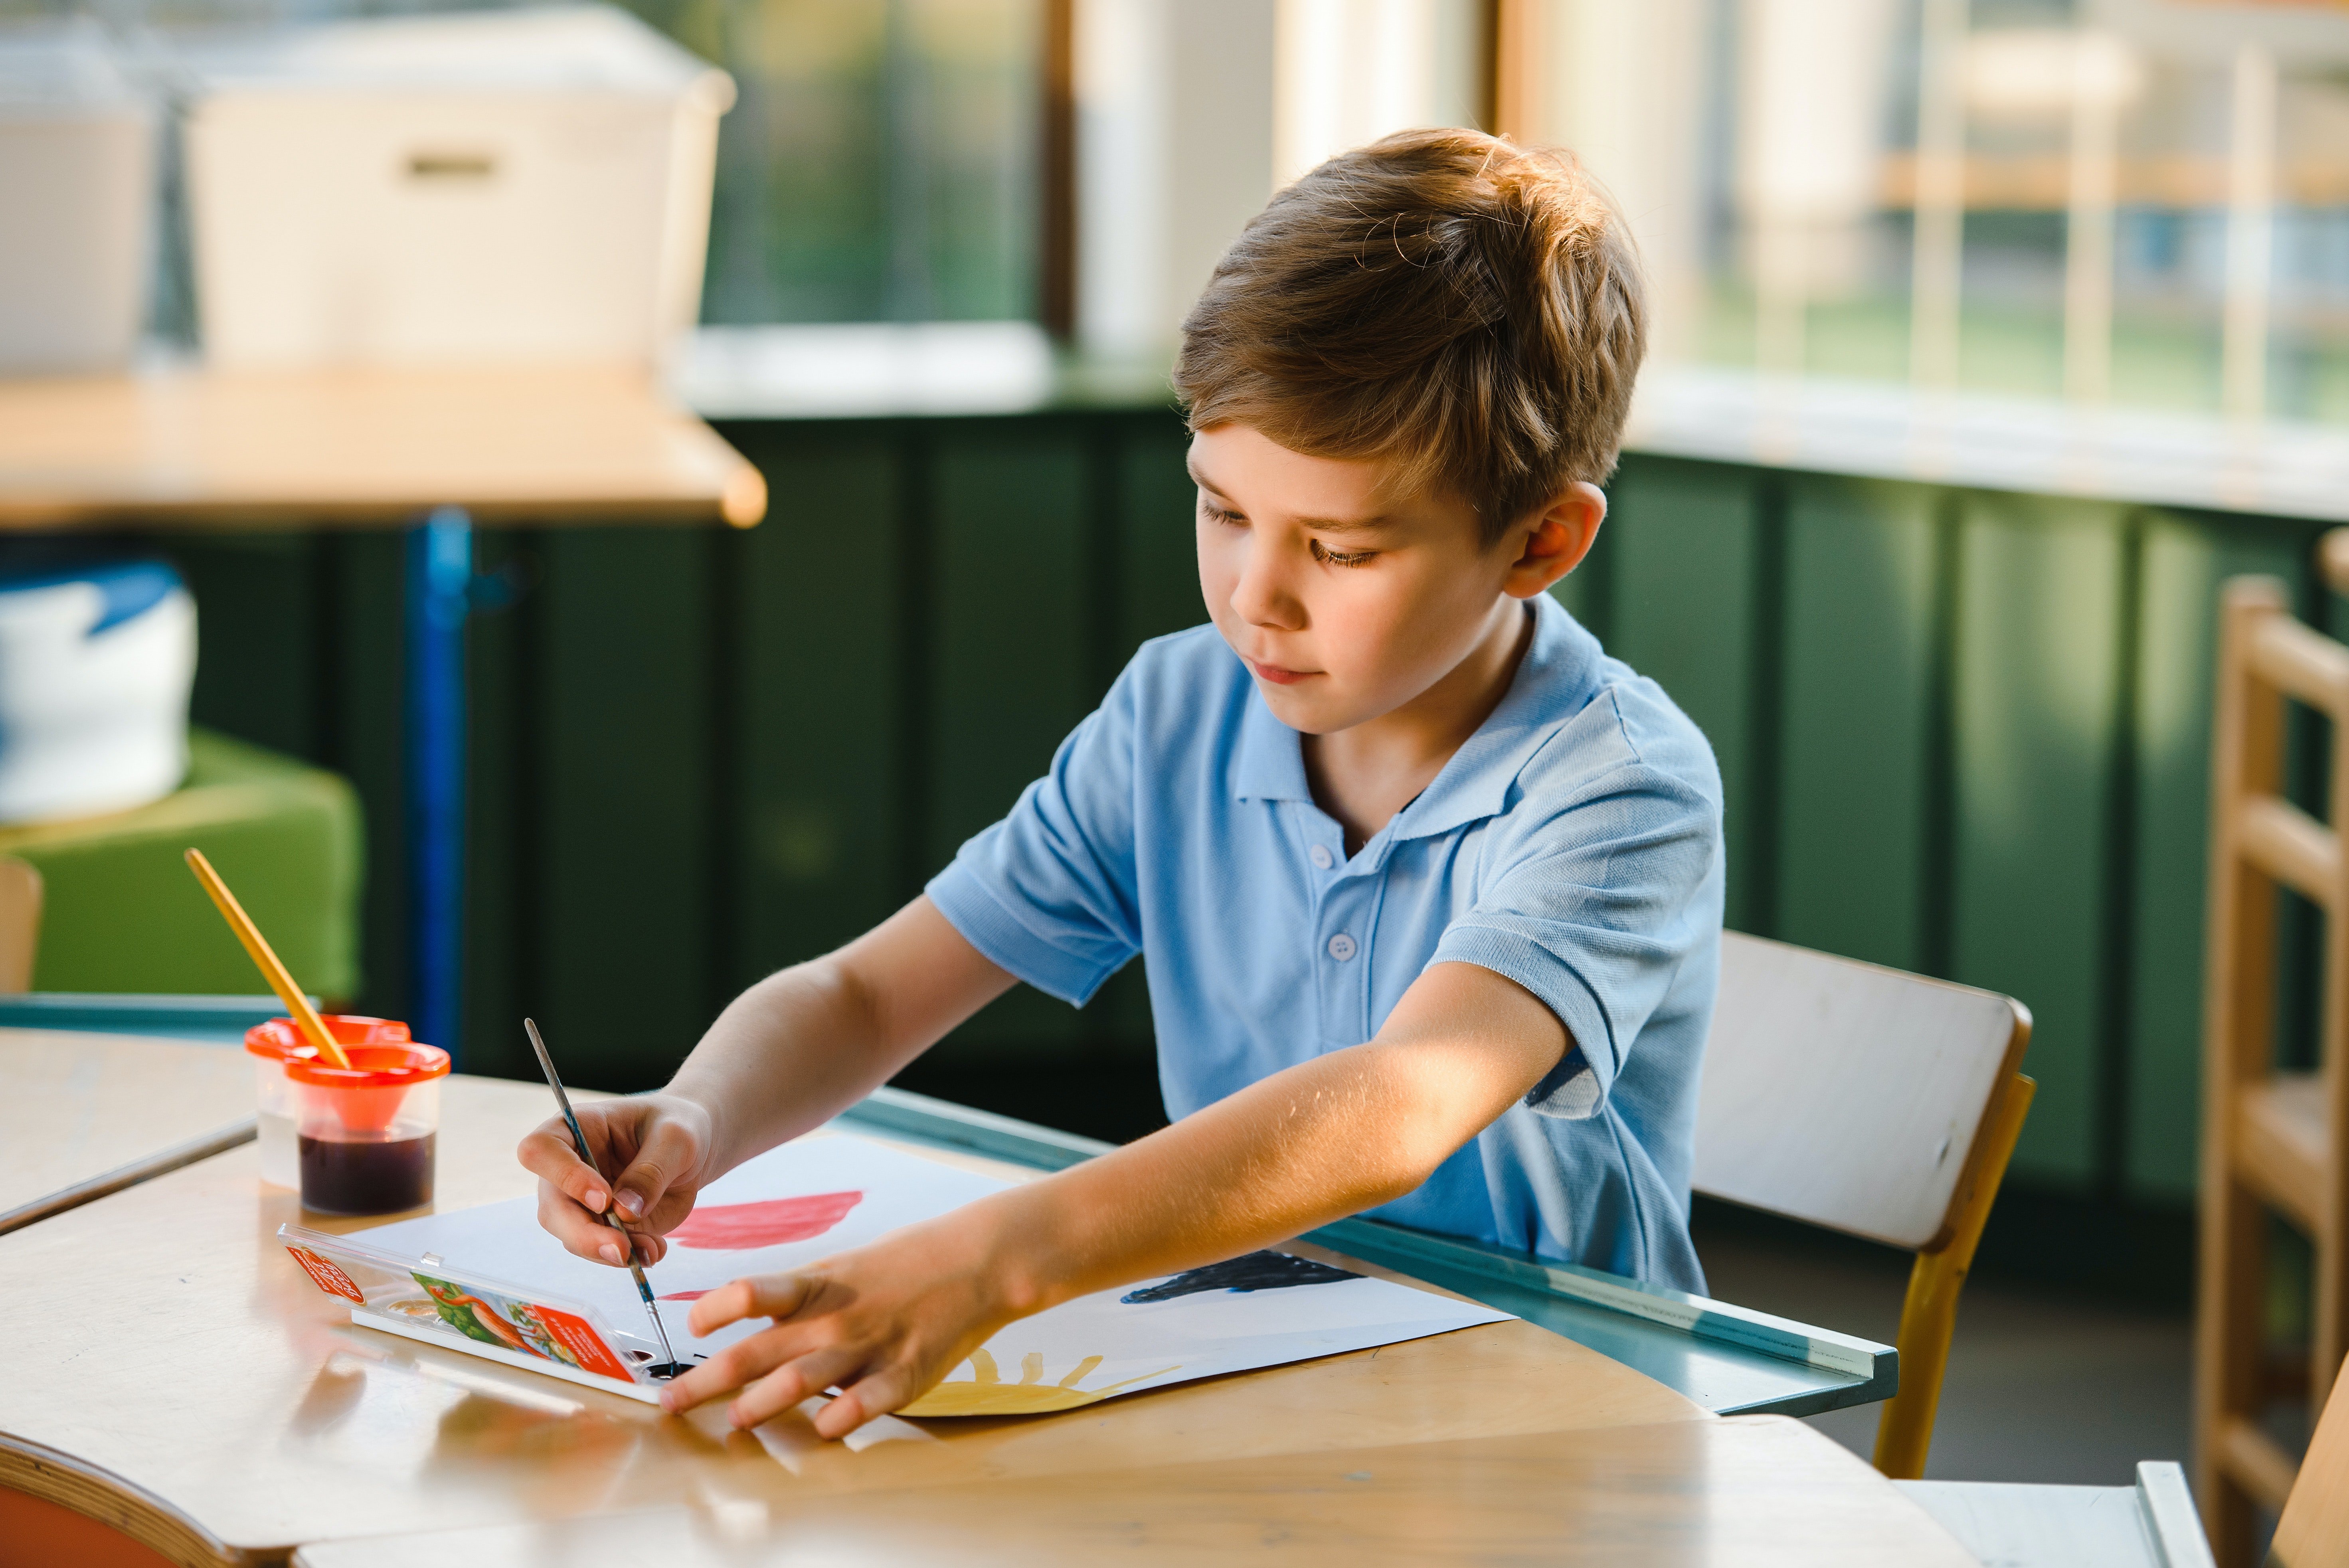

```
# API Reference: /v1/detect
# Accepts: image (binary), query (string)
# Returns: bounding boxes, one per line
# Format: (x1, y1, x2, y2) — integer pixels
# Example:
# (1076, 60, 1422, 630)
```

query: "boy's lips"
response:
(1246, 658, 1319, 686)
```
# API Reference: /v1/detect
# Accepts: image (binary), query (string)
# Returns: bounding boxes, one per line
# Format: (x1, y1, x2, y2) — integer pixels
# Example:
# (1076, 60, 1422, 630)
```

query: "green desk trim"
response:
(0, 994, 301, 1047)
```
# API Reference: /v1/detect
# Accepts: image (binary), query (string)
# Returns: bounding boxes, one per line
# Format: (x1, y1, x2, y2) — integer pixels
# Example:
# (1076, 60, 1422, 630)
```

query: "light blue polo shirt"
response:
(926, 593, 1724, 1292)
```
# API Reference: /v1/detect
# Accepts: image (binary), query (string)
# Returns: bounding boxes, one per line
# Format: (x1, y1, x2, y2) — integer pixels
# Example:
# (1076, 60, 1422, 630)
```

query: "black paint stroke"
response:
(1120, 1251, 1361, 1304)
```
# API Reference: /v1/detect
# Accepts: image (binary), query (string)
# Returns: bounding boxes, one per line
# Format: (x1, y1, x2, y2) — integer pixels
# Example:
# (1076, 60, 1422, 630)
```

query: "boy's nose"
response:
(1228, 549, 1305, 631)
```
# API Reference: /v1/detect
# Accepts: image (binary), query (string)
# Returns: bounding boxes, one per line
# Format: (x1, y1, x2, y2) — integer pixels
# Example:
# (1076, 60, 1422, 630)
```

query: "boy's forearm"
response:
(665, 961, 887, 1171)
(970, 961, 1566, 1317)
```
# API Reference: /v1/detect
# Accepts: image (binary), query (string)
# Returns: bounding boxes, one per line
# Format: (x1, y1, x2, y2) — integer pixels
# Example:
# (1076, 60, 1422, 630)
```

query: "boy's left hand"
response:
(655, 1215, 1014, 1439)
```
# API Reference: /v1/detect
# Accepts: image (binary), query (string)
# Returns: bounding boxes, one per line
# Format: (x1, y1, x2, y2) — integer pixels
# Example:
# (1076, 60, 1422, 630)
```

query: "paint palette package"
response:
(279, 1224, 672, 1402)
(287, 1129, 1511, 1418)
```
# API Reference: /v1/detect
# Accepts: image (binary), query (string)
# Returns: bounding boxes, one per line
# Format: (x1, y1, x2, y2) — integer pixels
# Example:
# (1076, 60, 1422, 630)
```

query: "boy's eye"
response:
(1311, 540, 1375, 568)
(1201, 499, 1246, 528)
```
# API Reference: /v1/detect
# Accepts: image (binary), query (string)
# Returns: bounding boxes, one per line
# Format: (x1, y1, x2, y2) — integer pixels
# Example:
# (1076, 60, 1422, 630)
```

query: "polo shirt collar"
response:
(1233, 664, 1317, 802)
(1392, 594, 1603, 840)
(1229, 594, 1606, 835)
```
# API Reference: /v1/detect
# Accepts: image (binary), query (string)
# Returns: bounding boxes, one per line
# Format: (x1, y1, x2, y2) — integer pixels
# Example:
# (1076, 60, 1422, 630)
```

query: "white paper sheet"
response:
(355, 1130, 1511, 1414)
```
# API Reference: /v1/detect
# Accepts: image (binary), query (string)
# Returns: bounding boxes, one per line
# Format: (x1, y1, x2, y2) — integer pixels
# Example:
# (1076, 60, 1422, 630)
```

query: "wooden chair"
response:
(1888, 1356, 2349, 1568)
(2271, 1339, 2349, 1568)
(2197, 566, 2349, 1565)
(0, 857, 39, 994)
(1898, 1460, 2217, 1568)
(1695, 930, 2035, 1479)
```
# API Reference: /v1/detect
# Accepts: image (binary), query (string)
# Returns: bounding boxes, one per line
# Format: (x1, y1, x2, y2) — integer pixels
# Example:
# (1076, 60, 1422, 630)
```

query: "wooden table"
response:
(0, 1026, 255, 1236)
(0, 365, 764, 530)
(286, 1416, 1980, 1567)
(0, 1074, 1709, 1568)
(0, 363, 766, 1061)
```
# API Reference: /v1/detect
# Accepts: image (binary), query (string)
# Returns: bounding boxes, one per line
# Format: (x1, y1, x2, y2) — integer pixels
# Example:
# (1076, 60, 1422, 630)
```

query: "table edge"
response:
(0, 1117, 256, 1238)
(0, 498, 750, 532)
(1, 1433, 244, 1568)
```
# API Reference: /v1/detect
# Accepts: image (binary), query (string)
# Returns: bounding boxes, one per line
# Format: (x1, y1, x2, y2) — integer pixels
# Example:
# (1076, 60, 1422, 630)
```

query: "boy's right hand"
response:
(516, 1093, 719, 1268)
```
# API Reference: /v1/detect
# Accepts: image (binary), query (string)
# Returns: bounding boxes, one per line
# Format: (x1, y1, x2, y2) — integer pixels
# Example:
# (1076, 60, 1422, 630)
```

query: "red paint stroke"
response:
(657, 1289, 710, 1302)
(667, 1190, 864, 1251)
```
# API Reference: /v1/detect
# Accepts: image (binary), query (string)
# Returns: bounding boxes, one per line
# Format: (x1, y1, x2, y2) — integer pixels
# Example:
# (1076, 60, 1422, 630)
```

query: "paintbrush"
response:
(185, 848, 353, 1070)
(524, 1017, 682, 1376)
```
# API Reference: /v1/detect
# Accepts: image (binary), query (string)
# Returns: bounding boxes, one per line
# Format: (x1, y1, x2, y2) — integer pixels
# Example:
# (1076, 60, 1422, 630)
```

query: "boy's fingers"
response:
(815, 1371, 902, 1439)
(534, 1181, 626, 1263)
(516, 1122, 611, 1214)
(655, 1337, 767, 1413)
(684, 1279, 751, 1337)
(729, 1347, 863, 1431)
(686, 1273, 814, 1337)
(658, 1319, 817, 1413)
(611, 1116, 699, 1222)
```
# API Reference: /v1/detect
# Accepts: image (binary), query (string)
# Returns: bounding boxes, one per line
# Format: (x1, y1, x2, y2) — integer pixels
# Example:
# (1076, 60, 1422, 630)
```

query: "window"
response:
(630, 0, 1042, 323)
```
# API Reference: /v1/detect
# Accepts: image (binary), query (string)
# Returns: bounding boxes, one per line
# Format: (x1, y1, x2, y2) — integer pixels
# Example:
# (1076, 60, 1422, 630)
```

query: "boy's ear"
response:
(1503, 482, 1606, 599)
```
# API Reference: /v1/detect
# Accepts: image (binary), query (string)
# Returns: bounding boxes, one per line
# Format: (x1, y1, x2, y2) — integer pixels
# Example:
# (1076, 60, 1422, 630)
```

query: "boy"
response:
(521, 128, 1723, 1439)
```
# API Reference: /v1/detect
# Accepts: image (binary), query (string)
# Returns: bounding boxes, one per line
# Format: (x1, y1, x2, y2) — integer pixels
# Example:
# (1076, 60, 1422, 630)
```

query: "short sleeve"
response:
(1428, 700, 1721, 1120)
(925, 664, 1145, 1007)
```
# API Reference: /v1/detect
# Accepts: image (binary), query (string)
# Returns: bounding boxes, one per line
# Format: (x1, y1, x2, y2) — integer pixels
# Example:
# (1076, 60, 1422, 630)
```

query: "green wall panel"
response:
(173, 534, 326, 761)
(1606, 458, 1766, 932)
(328, 533, 407, 1022)
(929, 424, 1093, 1058)
(534, 529, 716, 1092)
(461, 528, 533, 1074)
(1774, 478, 1939, 971)
(731, 429, 907, 985)
(1117, 415, 1207, 654)
(1949, 496, 2126, 1189)
(2126, 516, 2307, 1199)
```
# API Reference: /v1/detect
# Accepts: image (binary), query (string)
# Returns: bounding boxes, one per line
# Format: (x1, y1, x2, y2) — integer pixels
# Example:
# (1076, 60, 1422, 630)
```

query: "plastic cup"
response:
(244, 1015, 411, 1189)
(287, 1041, 451, 1216)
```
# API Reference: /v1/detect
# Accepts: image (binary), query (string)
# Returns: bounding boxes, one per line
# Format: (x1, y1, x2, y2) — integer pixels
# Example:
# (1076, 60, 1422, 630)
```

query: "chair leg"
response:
(2196, 1178, 2270, 1568)
(2320, 1167, 2348, 1419)
(1874, 1073, 2037, 1480)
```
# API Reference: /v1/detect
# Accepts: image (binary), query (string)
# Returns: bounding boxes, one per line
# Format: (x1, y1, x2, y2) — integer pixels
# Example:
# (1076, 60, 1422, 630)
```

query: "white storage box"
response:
(0, 558, 194, 825)
(0, 22, 155, 374)
(185, 6, 733, 369)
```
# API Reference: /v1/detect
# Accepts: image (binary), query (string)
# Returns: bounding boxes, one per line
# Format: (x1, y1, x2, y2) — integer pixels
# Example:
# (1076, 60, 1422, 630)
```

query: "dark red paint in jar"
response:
(287, 1042, 451, 1216)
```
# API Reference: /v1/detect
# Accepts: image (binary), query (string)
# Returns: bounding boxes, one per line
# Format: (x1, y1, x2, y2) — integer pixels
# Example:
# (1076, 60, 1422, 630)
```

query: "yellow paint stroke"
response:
(899, 1347, 1181, 1417)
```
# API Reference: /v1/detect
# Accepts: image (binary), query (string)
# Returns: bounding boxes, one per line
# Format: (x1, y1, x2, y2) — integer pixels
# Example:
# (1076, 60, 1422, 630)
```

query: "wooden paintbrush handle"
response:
(184, 848, 353, 1070)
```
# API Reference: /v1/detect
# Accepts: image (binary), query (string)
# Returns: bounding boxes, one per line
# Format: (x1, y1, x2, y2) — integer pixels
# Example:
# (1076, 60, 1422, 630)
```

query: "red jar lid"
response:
(245, 1015, 411, 1061)
(286, 1041, 450, 1088)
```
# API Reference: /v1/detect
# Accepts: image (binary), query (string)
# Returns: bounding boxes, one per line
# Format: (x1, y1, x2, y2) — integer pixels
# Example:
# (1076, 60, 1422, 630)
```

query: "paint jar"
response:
(244, 1015, 411, 1189)
(287, 1041, 450, 1216)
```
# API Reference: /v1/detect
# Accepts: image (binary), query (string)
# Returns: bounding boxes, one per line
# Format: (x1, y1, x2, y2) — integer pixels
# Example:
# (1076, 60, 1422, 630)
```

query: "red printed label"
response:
(532, 1306, 634, 1381)
(287, 1246, 364, 1303)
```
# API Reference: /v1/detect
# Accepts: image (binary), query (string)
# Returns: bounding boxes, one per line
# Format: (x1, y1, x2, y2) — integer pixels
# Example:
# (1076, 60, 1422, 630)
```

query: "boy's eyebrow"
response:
(1185, 461, 1393, 534)
(1186, 459, 1236, 503)
(1288, 512, 1393, 536)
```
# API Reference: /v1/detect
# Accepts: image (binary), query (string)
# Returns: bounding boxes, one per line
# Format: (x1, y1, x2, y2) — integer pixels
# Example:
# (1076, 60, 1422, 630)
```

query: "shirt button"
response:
(1327, 933, 1356, 961)
(1309, 843, 1334, 870)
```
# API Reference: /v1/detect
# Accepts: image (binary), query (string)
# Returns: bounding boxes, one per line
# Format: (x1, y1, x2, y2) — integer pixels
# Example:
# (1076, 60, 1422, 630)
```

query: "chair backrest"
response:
(0, 857, 39, 994)
(2272, 1357, 2349, 1567)
(1694, 931, 2032, 1252)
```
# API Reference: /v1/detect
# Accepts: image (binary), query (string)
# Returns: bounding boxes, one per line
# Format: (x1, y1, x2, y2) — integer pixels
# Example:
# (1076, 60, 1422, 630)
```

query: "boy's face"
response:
(1190, 423, 1596, 736)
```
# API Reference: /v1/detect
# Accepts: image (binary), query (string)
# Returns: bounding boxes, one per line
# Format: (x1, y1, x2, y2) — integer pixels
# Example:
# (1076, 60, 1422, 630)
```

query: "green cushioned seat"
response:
(0, 728, 364, 1000)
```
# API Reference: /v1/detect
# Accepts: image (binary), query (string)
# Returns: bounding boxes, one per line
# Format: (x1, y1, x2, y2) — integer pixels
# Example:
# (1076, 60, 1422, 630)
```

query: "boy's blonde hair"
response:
(1173, 128, 1646, 546)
